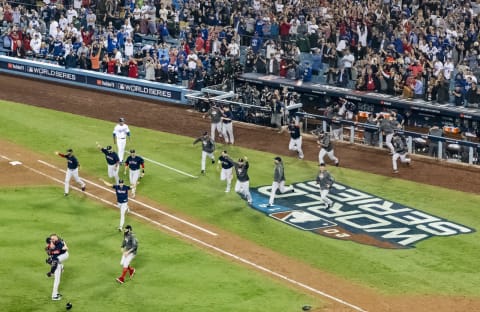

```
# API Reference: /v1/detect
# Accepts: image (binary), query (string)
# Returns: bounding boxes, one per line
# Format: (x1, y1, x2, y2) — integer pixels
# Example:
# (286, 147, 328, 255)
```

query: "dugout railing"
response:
(296, 111, 480, 166)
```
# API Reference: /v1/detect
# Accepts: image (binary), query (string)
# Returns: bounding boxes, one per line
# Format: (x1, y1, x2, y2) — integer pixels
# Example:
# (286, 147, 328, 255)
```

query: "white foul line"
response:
(122, 208, 368, 312)
(141, 155, 198, 179)
(37, 159, 217, 237)
(6, 155, 367, 312)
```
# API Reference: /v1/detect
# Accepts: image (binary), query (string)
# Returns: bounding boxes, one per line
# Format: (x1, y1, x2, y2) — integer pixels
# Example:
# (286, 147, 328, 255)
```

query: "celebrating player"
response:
(116, 225, 138, 284)
(101, 178, 131, 231)
(218, 150, 234, 192)
(193, 131, 216, 175)
(45, 234, 69, 300)
(316, 163, 335, 210)
(97, 143, 120, 185)
(124, 149, 144, 198)
(268, 157, 294, 206)
(55, 149, 86, 196)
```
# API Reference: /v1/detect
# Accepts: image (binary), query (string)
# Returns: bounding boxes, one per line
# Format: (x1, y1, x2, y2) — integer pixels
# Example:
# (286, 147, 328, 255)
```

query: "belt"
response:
(118, 137, 126, 140)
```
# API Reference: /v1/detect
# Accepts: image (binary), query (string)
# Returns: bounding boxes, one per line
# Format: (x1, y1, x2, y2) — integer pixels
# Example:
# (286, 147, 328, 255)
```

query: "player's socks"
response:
(120, 267, 128, 280)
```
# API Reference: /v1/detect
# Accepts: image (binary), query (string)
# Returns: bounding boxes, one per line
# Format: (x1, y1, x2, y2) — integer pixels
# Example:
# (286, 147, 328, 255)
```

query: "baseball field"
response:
(0, 77, 480, 312)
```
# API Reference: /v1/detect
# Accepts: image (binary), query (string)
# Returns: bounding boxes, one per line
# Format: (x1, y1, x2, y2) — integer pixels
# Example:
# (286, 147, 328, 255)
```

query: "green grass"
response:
(0, 187, 320, 311)
(1, 100, 480, 298)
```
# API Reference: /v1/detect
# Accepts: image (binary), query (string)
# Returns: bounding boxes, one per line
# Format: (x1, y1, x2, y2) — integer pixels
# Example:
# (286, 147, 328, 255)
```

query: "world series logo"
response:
(250, 181, 474, 249)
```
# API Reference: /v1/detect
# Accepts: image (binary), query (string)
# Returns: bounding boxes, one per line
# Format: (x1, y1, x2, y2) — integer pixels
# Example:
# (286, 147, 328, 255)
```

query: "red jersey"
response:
(128, 61, 138, 78)
(107, 60, 116, 74)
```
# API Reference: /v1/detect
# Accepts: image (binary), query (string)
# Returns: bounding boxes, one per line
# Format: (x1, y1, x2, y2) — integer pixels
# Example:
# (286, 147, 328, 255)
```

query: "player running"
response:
(97, 143, 120, 185)
(55, 149, 86, 196)
(193, 132, 216, 175)
(101, 178, 131, 231)
(124, 149, 144, 198)
(116, 225, 138, 284)
(268, 157, 294, 206)
(218, 150, 234, 192)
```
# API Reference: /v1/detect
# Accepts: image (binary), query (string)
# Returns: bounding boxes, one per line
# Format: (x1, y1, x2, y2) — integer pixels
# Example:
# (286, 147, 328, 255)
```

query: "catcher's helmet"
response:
(66, 302, 73, 310)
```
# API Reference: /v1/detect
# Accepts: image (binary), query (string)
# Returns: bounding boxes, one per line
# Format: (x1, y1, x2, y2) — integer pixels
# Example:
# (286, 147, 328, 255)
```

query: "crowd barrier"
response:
(0, 55, 191, 105)
(296, 112, 479, 165)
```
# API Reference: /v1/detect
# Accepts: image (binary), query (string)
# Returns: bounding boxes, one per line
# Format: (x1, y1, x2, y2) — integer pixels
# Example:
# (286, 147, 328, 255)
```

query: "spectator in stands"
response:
(451, 84, 465, 107)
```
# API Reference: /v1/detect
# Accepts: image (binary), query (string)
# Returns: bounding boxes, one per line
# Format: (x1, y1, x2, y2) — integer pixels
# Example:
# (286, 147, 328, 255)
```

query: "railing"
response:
(297, 111, 480, 165)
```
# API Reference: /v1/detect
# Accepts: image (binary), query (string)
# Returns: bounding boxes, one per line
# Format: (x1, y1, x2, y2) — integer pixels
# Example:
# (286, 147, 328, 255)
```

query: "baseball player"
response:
(116, 225, 138, 284)
(268, 157, 294, 206)
(97, 143, 120, 184)
(101, 178, 131, 231)
(379, 114, 398, 155)
(55, 149, 86, 196)
(221, 106, 235, 144)
(113, 117, 131, 163)
(45, 234, 69, 300)
(226, 155, 252, 205)
(193, 132, 216, 175)
(286, 118, 304, 159)
(124, 149, 144, 198)
(317, 130, 339, 166)
(392, 132, 411, 173)
(316, 163, 335, 209)
(203, 101, 223, 141)
(218, 150, 234, 192)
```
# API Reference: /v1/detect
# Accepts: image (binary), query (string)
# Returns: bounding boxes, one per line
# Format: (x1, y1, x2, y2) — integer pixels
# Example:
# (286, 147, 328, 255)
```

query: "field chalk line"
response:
(123, 151, 198, 179)
(4, 155, 367, 312)
(37, 159, 216, 237)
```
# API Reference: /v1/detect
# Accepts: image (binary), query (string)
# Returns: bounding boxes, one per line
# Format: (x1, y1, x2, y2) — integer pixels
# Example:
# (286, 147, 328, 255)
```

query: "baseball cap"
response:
(119, 179, 124, 183)
(274, 156, 282, 162)
(66, 148, 73, 153)
(119, 117, 125, 122)
(203, 131, 208, 136)
(125, 225, 132, 230)
(130, 149, 135, 153)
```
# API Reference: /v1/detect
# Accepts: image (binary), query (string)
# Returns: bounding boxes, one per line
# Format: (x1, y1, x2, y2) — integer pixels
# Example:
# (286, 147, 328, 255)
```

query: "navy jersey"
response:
(102, 148, 120, 165)
(125, 155, 144, 170)
(60, 154, 80, 169)
(288, 124, 301, 139)
(222, 110, 233, 124)
(113, 184, 130, 203)
(48, 238, 67, 258)
(219, 155, 234, 169)
(233, 161, 249, 182)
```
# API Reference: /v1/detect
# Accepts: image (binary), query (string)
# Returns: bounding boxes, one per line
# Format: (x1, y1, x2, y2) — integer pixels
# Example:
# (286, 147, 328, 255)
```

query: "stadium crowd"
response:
(2, 0, 480, 106)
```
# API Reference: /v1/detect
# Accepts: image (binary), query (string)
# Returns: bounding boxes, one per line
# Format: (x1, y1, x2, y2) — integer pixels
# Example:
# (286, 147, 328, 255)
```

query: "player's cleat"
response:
(118, 227, 122, 232)
(325, 203, 332, 210)
(393, 170, 399, 174)
(116, 277, 124, 284)
(267, 203, 274, 207)
(335, 161, 339, 167)
(225, 189, 230, 193)
(211, 159, 215, 164)
(291, 187, 295, 193)
(64, 193, 68, 196)
(201, 170, 205, 175)
(129, 268, 136, 279)
(52, 294, 62, 301)
(81, 186, 86, 191)
(47, 272, 52, 277)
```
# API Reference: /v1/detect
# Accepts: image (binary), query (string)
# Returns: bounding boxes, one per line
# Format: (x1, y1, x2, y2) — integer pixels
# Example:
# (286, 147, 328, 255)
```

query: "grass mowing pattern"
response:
(0, 187, 320, 311)
(1, 100, 480, 296)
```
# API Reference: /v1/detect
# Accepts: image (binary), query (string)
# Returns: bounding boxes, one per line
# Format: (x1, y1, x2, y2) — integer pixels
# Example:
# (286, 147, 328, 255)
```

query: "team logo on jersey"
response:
(250, 181, 474, 249)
